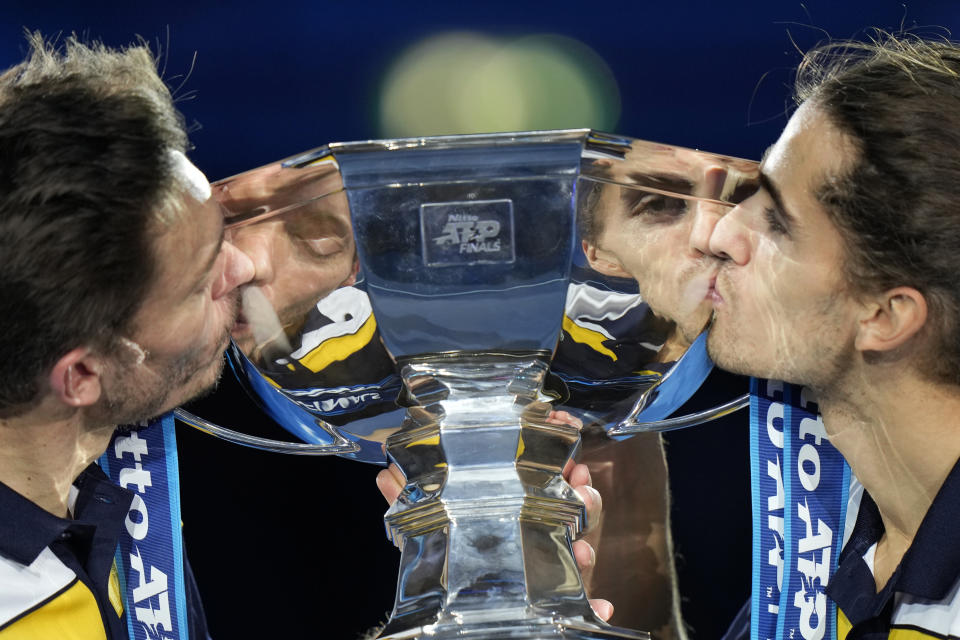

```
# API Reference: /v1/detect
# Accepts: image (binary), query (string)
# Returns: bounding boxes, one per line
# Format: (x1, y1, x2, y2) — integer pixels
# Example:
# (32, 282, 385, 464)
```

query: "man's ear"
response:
(582, 240, 631, 279)
(343, 257, 360, 288)
(855, 287, 927, 353)
(48, 348, 104, 408)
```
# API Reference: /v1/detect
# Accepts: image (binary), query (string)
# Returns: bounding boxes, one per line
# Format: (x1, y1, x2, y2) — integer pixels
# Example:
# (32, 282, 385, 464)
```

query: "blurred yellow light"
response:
(379, 32, 620, 137)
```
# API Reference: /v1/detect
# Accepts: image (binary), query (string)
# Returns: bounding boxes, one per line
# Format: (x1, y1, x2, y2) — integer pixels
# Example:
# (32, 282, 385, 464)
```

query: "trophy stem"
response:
(378, 354, 649, 640)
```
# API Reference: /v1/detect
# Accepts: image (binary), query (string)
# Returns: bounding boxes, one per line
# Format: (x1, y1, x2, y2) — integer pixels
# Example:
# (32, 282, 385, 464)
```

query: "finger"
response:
(567, 462, 592, 489)
(387, 462, 406, 487)
(589, 598, 614, 622)
(572, 539, 596, 572)
(546, 410, 583, 430)
(375, 465, 405, 505)
(574, 484, 602, 530)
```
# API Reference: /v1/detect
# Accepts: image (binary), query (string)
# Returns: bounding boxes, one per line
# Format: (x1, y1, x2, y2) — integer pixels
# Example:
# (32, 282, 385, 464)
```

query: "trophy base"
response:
(377, 616, 650, 640)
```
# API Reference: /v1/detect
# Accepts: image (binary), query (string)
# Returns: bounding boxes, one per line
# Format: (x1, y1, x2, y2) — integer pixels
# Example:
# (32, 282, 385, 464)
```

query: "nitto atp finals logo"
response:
(420, 199, 515, 266)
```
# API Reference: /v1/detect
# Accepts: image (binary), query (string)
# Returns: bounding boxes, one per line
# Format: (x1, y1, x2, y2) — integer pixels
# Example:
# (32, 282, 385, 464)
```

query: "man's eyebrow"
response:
(755, 144, 799, 229)
(758, 170, 797, 231)
(622, 171, 695, 197)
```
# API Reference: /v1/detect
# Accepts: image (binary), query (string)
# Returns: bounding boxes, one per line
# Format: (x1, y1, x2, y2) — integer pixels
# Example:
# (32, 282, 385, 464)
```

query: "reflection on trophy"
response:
(177, 130, 758, 638)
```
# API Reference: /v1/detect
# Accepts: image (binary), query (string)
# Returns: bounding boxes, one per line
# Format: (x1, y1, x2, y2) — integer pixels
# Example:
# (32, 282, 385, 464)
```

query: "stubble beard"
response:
(706, 274, 854, 391)
(705, 267, 779, 379)
(98, 290, 241, 429)
(705, 311, 758, 378)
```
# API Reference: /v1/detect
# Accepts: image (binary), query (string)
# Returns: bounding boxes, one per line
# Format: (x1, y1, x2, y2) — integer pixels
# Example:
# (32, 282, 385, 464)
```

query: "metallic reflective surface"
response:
(335, 130, 582, 359)
(179, 130, 758, 638)
(377, 353, 647, 640)
(554, 132, 758, 429)
(180, 130, 758, 459)
(610, 392, 750, 435)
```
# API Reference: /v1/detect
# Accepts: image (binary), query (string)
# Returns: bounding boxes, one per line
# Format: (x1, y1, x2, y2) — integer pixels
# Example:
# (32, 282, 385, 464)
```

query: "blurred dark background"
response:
(3, 2, 958, 637)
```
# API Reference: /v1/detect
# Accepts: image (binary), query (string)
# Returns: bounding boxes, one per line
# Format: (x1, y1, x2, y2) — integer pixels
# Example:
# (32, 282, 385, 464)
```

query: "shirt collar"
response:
(0, 463, 133, 565)
(896, 455, 960, 598)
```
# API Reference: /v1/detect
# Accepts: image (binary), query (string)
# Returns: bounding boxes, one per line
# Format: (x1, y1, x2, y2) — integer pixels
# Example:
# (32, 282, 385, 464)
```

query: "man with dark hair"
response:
(576, 143, 731, 363)
(709, 33, 960, 637)
(0, 34, 253, 638)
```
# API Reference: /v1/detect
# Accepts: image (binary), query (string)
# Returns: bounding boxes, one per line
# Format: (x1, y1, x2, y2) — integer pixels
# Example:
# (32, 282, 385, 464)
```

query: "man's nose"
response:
(689, 204, 724, 256)
(707, 206, 750, 265)
(230, 229, 276, 287)
(689, 166, 731, 256)
(212, 240, 255, 300)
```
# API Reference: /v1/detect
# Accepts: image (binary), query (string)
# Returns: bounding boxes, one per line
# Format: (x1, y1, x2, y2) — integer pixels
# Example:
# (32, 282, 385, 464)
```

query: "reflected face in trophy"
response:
(581, 144, 735, 355)
(97, 159, 255, 424)
(707, 103, 860, 388)
(218, 162, 358, 360)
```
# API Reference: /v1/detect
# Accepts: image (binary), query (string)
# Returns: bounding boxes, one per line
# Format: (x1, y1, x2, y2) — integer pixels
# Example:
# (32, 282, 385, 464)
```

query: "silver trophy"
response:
(177, 130, 758, 638)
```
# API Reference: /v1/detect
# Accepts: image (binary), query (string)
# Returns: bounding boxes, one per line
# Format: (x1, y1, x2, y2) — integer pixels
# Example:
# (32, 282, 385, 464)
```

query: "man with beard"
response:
(554, 138, 757, 637)
(576, 140, 739, 365)
(0, 34, 253, 638)
(708, 33, 960, 637)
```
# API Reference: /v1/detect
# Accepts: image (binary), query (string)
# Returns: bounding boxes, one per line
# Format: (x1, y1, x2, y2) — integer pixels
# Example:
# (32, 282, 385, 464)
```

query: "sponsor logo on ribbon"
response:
(751, 381, 850, 640)
(99, 414, 188, 640)
(751, 378, 786, 640)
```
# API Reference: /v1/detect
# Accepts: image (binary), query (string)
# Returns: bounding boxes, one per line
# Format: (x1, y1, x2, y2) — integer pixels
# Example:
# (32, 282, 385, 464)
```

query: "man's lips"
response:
(231, 311, 251, 336)
(707, 275, 723, 304)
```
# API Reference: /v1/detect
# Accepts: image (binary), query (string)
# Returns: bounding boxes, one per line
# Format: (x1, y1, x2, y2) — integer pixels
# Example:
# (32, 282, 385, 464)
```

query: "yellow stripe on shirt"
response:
(299, 314, 378, 373)
(0, 579, 106, 639)
(562, 315, 616, 361)
(107, 561, 123, 618)
(890, 627, 953, 640)
(837, 608, 852, 640)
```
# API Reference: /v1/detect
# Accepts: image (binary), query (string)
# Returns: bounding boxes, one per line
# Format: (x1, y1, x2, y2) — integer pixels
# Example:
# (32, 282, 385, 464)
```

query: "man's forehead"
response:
(763, 103, 856, 188)
(583, 137, 759, 202)
(215, 159, 345, 227)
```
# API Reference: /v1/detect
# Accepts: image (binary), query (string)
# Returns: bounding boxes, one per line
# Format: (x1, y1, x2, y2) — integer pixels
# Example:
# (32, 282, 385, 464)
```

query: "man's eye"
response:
(300, 236, 346, 256)
(632, 193, 688, 218)
(763, 207, 788, 235)
(284, 209, 349, 257)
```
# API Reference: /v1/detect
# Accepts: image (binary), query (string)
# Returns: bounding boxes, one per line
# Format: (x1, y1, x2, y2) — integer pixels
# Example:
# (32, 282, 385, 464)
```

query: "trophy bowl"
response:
(177, 129, 758, 638)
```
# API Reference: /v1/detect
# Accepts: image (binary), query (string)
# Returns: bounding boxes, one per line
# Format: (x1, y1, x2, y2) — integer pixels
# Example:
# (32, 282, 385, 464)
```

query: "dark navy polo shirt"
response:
(0, 463, 210, 639)
(826, 455, 960, 638)
(722, 456, 960, 639)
